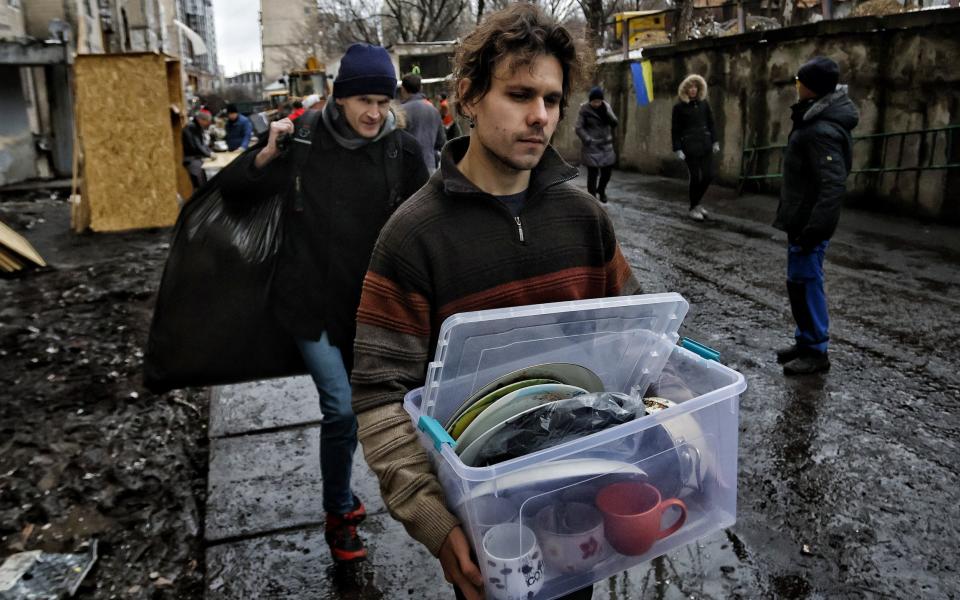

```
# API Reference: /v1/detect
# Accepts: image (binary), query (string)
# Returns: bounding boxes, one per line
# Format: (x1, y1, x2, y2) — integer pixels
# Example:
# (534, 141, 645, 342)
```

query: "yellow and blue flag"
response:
(630, 60, 654, 106)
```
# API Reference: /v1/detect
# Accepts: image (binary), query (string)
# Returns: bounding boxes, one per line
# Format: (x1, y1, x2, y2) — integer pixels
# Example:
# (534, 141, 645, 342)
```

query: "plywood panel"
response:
(167, 59, 193, 201)
(75, 53, 180, 231)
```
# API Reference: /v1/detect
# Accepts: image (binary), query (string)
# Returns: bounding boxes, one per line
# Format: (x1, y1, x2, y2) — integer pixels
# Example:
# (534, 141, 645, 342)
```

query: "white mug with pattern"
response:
(481, 523, 544, 600)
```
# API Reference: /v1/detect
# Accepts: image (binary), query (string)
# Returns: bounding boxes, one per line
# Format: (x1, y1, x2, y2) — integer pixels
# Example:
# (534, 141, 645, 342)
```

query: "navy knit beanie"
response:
(796, 56, 840, 97)
(589, 86, 604, 101)
(333, 43, 397, 99)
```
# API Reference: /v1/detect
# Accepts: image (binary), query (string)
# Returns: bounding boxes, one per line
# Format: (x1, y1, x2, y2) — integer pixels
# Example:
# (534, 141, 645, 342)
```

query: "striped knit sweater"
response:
(351, 136, 641, 555)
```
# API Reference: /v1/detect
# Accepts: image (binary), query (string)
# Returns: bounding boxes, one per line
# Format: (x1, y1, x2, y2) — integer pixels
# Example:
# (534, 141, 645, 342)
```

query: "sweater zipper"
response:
(514, 216, 525, 242)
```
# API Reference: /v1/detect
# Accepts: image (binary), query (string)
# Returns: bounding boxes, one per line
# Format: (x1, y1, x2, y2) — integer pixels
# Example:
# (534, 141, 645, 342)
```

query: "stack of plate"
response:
(444, 363, 605, 467)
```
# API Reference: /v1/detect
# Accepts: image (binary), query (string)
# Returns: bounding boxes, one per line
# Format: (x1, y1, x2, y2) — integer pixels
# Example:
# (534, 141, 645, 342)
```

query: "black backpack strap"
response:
(288, 110, 322, 211)
(385, 130, 405, 210)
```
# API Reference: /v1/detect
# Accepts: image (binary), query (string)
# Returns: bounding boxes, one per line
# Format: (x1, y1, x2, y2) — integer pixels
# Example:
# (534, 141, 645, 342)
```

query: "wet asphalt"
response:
(590, 171, 960, 599)
(205, 170, 960, 600)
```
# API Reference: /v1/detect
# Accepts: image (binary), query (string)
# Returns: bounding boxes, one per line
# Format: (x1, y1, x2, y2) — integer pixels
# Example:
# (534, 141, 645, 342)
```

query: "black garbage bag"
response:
(473, 392, 644, 466)
(142, 179, 300, 391)
(144, 114, 320, 393)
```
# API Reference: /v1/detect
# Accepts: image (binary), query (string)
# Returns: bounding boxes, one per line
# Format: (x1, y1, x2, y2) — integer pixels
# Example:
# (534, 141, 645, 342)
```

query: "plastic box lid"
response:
(421, 293, 689, 427)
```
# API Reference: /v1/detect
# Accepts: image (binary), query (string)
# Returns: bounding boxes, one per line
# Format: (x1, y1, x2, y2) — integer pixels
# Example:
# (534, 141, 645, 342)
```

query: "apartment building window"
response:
(9, 0, 22, 9)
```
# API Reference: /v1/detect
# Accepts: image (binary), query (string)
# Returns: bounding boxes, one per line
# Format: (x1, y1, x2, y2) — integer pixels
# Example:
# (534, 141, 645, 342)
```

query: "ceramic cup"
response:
(481, 523, 545, 600)
(595, 481, 687, 556)
(533, 502, 609, 575)
(471, 495, 519, 538)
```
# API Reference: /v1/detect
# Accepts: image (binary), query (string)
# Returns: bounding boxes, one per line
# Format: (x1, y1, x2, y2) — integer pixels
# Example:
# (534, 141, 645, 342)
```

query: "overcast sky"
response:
(212, 0, 262, 76)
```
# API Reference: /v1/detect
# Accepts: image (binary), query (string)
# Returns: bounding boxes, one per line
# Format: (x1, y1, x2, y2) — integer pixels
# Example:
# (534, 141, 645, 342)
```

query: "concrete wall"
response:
(0, 67, 38, 186)
(0, 1, 26, 37)
(553, 9, 960, 222)
(261, 0, 314, 86)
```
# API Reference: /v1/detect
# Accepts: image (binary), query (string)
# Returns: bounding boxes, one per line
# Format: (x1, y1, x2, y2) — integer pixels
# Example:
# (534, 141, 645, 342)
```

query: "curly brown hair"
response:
(452, 3, 592, 120)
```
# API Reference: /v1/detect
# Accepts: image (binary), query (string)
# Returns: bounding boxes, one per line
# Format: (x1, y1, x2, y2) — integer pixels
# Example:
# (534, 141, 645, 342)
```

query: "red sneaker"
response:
(341, 496, 366, 524)
(324, 497, 367, 563)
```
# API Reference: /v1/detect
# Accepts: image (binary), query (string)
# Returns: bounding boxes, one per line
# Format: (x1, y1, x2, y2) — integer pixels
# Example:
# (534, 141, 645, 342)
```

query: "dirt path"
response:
(0, 196, 207, 598)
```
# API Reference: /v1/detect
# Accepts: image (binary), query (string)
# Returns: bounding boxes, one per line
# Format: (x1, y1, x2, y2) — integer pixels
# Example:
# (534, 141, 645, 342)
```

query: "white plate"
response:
(458, 396, 593, 466)
(463, 458, 647, 503)
(444, 363, 604, 429)
(455, 383, 587, 453)
(447, 378, 558, 438)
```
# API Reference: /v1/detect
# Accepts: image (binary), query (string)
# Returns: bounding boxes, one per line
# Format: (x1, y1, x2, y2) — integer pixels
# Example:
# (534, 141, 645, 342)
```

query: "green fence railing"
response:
(737, 123, 960, 195)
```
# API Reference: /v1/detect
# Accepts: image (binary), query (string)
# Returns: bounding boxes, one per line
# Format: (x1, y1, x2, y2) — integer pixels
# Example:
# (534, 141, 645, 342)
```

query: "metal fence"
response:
(737, 124, 960, 195)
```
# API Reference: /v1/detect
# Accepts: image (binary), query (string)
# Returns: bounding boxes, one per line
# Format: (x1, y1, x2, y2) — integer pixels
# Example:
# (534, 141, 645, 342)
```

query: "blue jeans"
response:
(295, 333, 357, 515)
(787, 241, 830, 353)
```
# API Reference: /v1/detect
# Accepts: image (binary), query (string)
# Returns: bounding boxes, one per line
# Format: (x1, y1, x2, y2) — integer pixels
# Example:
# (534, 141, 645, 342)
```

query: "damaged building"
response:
(0, 0, 217, 188)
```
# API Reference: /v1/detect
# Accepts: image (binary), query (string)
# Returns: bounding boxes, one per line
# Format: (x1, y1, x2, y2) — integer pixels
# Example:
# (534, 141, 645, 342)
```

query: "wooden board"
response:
(167, 59, 193, 202)
(74, 53, 182, 232)
(202, 149, 243, 173)
(0, 220, 46, 267)
(0, 247, 24, 272)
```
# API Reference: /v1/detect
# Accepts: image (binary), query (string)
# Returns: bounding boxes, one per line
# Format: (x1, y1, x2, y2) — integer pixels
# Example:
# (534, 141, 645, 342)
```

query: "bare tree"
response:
(315, 0, 388, 47)
(576, 0, 628, 47)
(673, 0, 695, 41)
(313, 0, 467, 48)
(475, 0, 580, 25)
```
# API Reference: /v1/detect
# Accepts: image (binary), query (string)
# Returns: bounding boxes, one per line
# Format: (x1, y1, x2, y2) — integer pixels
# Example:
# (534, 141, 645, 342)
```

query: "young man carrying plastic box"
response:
(349, 5, 641, 599)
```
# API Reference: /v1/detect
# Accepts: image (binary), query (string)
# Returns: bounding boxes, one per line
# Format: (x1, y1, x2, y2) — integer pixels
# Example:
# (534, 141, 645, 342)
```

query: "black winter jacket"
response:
(181, 120, 212, 164)
(671, 99, 716, 157)
(220, 118, 429, 362)
(773, 86, 859, 244)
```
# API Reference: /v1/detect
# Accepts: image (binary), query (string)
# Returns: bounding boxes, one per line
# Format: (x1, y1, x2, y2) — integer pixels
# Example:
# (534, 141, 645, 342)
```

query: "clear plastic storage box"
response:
(404, 294, 746, 600)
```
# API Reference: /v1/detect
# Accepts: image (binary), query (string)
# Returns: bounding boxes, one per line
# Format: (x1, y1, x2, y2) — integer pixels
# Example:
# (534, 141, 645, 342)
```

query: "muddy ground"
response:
(3, 170, 959, 600)
(0, 194, 206, 599)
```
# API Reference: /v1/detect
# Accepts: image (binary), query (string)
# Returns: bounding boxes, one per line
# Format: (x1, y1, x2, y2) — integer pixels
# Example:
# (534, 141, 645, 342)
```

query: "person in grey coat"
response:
(398, 73, 446, 173)
(774, 56, 859, 375)
(575, 86, 619, 203)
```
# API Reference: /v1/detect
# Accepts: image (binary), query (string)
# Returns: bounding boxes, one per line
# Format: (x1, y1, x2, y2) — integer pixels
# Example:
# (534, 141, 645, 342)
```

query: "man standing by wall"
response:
(224, 103, 253, 151)
(774, 56, 858, 375)
(181, 109, 213, 191)
(219, 43, 429, 562)
(350, 5, 640, 599)
(398, 73, 446, 172)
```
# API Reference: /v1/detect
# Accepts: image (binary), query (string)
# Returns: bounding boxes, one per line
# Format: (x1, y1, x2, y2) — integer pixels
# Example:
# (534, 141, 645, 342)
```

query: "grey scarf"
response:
(321, 100, 397, 150)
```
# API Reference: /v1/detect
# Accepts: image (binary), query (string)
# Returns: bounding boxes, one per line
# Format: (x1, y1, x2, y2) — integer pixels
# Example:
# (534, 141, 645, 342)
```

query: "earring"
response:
(467, 116, 476, 128)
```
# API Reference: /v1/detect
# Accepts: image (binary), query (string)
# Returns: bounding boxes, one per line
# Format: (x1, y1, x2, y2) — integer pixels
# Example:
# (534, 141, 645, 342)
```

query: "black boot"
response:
(776, 344, 803, 364)
(783, 351, 830, 375)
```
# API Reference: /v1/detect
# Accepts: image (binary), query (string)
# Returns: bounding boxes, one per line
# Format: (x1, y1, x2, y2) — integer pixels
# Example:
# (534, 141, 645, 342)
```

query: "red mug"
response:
(595, 481, 687, 556)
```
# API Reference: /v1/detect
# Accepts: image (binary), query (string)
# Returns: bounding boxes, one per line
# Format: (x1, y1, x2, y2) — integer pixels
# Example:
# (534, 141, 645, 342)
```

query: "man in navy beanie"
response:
(219, 43, 429, 562)
(774, 56, 859, 375)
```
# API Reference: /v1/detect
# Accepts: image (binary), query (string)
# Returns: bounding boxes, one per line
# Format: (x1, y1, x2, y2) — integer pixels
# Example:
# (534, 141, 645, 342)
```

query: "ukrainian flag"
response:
(630, 60, 654, 106)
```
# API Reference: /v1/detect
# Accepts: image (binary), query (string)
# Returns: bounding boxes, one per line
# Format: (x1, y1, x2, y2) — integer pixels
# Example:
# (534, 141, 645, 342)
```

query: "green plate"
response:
(447, 379, 557, 439)
(443, 363, 605, 431)
(455, 383, 588, 453)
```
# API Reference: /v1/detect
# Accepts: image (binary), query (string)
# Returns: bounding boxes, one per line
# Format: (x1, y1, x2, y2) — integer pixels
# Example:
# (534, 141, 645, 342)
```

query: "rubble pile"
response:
(0, 197, 208, 599)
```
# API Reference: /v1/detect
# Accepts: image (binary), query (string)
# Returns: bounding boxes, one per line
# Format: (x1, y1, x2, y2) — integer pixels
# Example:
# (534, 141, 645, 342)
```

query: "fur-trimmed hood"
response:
(678, 74, 707, 103)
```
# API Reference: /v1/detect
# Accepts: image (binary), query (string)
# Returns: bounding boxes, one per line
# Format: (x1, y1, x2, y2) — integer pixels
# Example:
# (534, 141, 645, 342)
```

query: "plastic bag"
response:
(473, 392, 644, 467)
(143, 147, 304, 393)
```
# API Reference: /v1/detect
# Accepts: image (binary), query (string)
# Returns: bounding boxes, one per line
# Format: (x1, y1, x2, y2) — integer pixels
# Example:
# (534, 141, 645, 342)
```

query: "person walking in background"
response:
(775, 56, 858, 375)
(181, 109, 213, 191)
(288, 100, 306, 121)
(672, 74, 720, 221)
(575, 86, 619, 203)
(398, 73, 446, 172)
(438, 92, 460, 140)
(224, 103, 253, 151)
(302, 93, 325, 112)
(219, 42, 429, 563)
